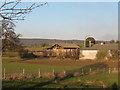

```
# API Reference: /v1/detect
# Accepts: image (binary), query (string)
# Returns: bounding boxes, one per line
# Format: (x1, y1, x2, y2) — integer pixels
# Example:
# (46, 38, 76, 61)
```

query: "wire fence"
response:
(2, 67, 120, 80)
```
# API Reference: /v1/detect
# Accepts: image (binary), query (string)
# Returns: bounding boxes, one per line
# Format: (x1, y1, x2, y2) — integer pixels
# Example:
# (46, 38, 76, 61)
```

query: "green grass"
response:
(2, 52, 19, 57)
(2, 58, 119, 75)
(3, 78, 51, 88)
(60, 73, 118, 86)
(2, 73, 118, 88)
(2, 58, 119, 88)
(3, 63, 81, 75)
(25, 45, 43, 51)
(2, 58, 82, 75)
(25, 44, 52, 51)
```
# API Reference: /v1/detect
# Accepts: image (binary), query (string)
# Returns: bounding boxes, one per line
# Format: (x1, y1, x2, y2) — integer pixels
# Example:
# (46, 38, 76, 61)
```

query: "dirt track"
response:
(20, 58, 119, 68)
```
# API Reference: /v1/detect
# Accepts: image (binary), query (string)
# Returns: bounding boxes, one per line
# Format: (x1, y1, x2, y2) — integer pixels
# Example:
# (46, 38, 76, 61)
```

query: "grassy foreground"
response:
(2, 58, 82, 75)
(3, 73, 118, 88)
(2, 57, 119, 75)
(2, 57, 119, 88)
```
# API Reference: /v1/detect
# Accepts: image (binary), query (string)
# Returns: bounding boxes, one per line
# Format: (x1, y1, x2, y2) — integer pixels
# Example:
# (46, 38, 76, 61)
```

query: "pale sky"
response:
(13, 2, 118, 41)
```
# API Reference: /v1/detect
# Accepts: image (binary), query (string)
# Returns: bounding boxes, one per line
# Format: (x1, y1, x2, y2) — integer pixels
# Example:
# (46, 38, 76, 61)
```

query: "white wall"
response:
(80, 50, 98, 60)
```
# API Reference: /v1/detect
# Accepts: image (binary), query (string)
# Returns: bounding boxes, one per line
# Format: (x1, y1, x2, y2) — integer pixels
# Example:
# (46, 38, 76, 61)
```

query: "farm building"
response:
(85, 36, 96, 47)
(79, 44, 118, 60)
(44, 43, 80, 59)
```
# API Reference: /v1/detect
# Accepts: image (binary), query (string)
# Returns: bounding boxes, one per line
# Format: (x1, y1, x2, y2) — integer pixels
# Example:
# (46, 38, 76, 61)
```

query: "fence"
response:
(2, 67, 120, 80)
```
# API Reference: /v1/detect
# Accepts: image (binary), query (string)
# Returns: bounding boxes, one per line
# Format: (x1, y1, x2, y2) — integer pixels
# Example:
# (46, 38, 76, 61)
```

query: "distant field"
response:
(3, 73, 118, 88)
(24, 45, 45, 51)
(2, 57, 119, 75)
(2, 52, 19, 57)
(2, 58, 82, 75)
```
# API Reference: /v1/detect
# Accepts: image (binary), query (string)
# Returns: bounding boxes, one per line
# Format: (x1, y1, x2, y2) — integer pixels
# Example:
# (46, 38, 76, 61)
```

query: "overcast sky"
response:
(14, 2, 118, 41)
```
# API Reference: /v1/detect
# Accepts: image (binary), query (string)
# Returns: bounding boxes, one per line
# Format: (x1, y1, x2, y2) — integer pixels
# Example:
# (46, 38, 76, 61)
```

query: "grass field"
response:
(2, 57, 119, 75)
(3, 73, 118, 88)
(2, 52, 19, 57)
(2, 58, 82, 75)
(2, 57, 119, 88)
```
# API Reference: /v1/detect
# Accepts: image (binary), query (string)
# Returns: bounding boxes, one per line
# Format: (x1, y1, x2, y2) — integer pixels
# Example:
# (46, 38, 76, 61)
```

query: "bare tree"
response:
(0, 0, 47, 20)
(0, 0, 47, 36)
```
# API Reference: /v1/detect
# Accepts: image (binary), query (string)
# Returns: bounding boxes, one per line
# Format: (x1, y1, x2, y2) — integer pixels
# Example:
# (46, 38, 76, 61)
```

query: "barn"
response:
(44, 43, 80, 59)
(79, 44, 118, 60)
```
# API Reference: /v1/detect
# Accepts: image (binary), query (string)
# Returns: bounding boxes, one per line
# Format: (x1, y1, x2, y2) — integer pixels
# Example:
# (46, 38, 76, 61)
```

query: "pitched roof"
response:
(82, 44, 118, 50)
(47, 43, 80, 49)
(56, 43, 80, 49)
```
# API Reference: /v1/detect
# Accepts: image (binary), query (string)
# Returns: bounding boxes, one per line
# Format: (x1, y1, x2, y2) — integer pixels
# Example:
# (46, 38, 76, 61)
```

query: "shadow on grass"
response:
(3, 62, 115, 89)
(3, 78, 119, 89)
(3, 75, 74, 88)
(67, 62, 109, 73)
(24, 75, 73, 88)
(20, 56, 51, 62)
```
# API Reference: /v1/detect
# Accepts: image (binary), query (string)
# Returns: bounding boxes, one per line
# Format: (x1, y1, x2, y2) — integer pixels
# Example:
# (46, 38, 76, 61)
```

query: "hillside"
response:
(19, 38, 105, 45)
(20, 38, 84, 45)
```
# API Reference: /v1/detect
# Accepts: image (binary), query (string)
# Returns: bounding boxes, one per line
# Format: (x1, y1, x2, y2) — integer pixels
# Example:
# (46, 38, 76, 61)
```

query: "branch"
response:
(0, 0, 47, 21)
(0, 1, 15, 9)
(1, 9, 32, 11)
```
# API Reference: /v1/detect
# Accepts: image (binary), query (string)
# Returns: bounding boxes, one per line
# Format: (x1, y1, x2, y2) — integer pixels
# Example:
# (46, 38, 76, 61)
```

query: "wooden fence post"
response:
(53, 69, 54, 74)
(114, 68, 116, 71)
(63, 70, 66, 76)
(4, 68, 6, 79)
(38, 69, 41, 78)
(89, 68, 92, 73)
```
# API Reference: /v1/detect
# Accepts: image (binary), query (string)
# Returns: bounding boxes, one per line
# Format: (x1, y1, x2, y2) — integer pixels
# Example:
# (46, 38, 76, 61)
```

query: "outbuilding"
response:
(45, 43, 80, 59)
(79, 44, 118, 60)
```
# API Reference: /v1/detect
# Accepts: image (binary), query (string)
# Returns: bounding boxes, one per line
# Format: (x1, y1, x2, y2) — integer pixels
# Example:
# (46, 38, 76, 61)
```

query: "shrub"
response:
(73, 72, 80, 77)
(57, 50, 79, 60)
(41, 72, 55, 79)
(109, 50, 119, 60)
(57, 55, 65, 59)
(111, 83, 118, 89)
(18, 49, 36, 58)
(96, 50, 108, 60)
